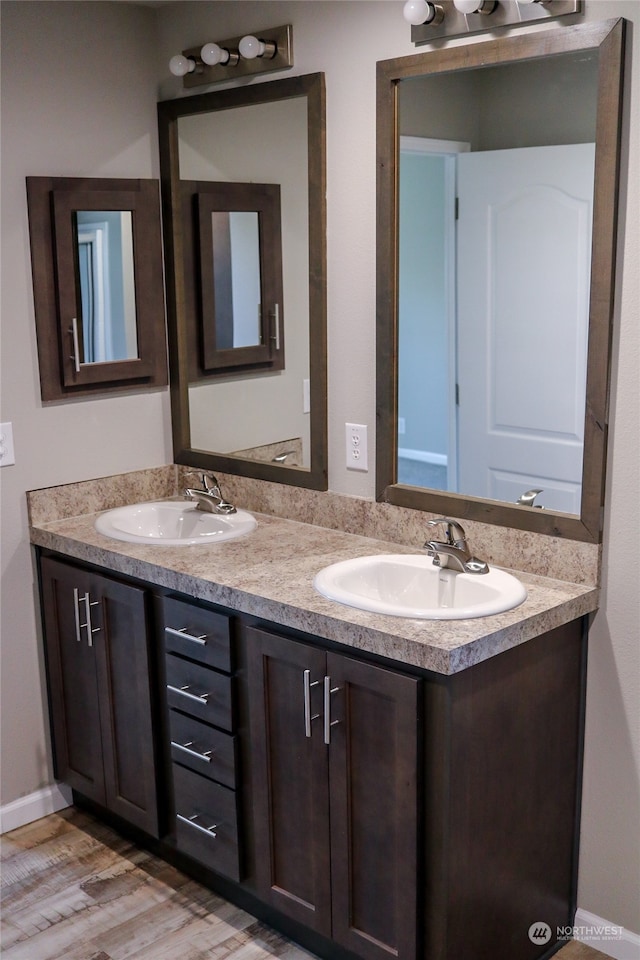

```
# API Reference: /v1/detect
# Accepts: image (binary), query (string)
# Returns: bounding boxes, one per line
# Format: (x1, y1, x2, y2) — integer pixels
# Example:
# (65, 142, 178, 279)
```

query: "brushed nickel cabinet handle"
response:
(177, 813, 218, 838)
(70, 317, 81, 373)
(170, 740, 212, 763)
(73, 588, 82, 643)
(165, 626, 207, 646)
(271, 303, 281, 351)
(303, 669, 320, 738)
(166, 684, 210, 704)
(83, 593, 100, 648)
(323, 675, 341, 745)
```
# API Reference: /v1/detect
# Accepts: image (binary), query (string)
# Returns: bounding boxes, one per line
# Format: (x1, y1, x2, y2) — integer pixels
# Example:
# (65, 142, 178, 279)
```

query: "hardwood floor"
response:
(0, 808, 614, 960)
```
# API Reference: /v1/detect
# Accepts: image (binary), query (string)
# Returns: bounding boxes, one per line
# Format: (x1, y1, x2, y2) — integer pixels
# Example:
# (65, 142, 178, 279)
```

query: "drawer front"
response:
(162, 596, 232, 673)
(169, 710, 237, 789)
(165, 653, 233, 730)
(173, 763, 241, 881)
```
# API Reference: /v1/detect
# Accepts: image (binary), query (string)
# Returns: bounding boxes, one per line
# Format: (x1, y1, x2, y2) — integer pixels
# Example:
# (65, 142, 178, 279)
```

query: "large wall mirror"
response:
(377, 19, 625, 542)
(158, 73, 327, 489)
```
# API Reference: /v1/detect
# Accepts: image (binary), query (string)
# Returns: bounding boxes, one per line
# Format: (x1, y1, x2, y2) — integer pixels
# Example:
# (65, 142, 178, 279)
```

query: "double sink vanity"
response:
(28, 465, 598, 960)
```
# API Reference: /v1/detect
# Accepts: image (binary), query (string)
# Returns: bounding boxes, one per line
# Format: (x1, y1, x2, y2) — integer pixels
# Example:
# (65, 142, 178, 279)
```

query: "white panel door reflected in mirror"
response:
(396, 49, 598, 516)
(75, 210, 138, 364)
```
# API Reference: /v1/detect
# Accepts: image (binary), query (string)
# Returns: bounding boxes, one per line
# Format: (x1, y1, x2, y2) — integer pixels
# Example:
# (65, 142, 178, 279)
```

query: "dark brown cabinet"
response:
(36, 549, 586, 960)
(39, 556, 159, 837)
(243, 625, 420, 960)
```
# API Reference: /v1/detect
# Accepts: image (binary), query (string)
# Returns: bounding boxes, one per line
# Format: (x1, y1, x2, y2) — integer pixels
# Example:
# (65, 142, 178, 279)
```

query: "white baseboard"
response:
(573, 908, 640, 960)
(0, 783, 73, 835)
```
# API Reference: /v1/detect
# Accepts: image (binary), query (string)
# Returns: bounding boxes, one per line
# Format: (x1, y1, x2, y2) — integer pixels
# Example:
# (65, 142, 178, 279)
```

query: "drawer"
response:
(173, 763, 241, 881)
(165, 653, 233, 730)
(162, 596, 232, 673)
(169, 710, 237, 789)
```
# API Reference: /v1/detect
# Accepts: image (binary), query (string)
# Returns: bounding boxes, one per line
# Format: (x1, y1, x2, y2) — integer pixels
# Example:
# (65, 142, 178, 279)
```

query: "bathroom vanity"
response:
(28, 469, 598, 960)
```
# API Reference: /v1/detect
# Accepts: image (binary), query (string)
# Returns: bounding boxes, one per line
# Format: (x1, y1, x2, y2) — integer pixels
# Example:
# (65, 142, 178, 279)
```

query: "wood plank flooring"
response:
(1, 808, 614, 960)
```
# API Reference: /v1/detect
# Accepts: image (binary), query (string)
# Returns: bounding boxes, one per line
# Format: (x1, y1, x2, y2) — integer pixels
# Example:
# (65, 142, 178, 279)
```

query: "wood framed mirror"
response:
(158, 72, 327, 489)
(184, 180, 285, 378)
(26, 177, 167, 401)
(376, 19, 625, 542)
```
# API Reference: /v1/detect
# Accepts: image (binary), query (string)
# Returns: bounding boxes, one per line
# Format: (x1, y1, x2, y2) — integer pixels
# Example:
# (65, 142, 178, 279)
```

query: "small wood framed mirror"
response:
(26, 176, 168, 401)
(183, 180, 285, 379)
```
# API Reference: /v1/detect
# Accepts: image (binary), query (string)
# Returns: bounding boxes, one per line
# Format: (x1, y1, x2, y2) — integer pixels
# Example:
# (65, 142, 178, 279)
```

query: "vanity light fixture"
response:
(168, 24, 293, 88)
(405, 0, 581, 43)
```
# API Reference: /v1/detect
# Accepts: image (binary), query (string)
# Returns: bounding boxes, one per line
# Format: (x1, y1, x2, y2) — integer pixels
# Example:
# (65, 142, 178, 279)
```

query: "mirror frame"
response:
(158, 72, 328, 490)
(26, 176, 168, 401)
(376, 19, 625, 543)
(184, 180, 285, 377)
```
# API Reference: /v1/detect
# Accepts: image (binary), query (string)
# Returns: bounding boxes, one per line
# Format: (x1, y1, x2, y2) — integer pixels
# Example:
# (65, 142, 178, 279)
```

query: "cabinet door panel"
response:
(246, 627, 331, 936)
(94, 576, 159, 837)
(40, 558, 105, 803)
(327, 654, 419, 960)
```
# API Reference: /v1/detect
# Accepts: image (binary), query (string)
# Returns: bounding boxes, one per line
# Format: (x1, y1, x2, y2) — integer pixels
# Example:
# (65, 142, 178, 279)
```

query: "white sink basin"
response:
(95, 501, 256, 546)
(314, 554, 527, 620)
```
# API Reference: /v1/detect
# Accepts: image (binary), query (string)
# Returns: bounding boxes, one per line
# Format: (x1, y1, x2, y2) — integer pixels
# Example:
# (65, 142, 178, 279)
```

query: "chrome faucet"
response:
(184, 473, 237, 515)
(424, 518, 489, 575)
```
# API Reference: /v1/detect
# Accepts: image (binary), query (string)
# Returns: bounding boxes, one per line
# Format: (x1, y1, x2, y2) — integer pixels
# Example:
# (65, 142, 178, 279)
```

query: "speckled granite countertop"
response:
(29, 499, 598, 676)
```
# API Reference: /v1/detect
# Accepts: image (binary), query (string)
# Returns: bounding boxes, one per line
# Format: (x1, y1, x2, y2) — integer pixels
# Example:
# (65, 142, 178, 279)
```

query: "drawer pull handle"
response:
(171, 740, 213, 763)
(177, 813, 218, 838)
(167, 684, 210, 704)
(165, 626, 207, 646)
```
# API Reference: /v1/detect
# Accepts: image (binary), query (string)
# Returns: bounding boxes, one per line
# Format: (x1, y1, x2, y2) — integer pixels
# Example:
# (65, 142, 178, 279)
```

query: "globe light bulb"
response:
(201, 42, 230, 66)
(239, 35, 265, 59)
(403, 0, 435, 25)
(169, 54, 195, 77)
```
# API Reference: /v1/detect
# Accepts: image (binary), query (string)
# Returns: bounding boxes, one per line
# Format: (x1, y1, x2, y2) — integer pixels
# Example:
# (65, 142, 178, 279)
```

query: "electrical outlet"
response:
(346, 422, 368, 472)
(0, 422, 15, 467)
(398, 417, 406, 435)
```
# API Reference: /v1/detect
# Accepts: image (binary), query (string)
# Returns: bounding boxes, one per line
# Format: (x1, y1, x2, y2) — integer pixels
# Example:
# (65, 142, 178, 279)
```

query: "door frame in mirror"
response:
(376, 19, 625, 543)
(158, 72, 328, 491)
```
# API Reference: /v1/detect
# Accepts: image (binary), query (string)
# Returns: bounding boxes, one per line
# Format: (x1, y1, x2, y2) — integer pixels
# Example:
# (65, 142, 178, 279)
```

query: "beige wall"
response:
(1, 0, 638, 936)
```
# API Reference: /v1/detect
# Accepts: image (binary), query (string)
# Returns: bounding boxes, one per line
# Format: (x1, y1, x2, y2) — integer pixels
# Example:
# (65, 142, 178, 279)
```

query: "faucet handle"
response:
(426, 517, 467, 546)
(516, 488, 544, 508)
(201, 473, 219, 493)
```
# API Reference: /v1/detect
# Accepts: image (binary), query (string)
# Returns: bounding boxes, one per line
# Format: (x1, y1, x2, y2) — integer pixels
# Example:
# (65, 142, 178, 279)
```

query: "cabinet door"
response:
(93, 574, 159, 837)
(40, 557, 105, 803)
(40, 556, 159, 837)
(246, 627, 332, 936)
(327, 653, 419, 960)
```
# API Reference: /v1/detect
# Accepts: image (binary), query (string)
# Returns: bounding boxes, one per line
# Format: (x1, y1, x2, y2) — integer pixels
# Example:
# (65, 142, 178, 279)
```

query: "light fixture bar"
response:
(409, 0, 581, 44)
(179, 24, 292, 87)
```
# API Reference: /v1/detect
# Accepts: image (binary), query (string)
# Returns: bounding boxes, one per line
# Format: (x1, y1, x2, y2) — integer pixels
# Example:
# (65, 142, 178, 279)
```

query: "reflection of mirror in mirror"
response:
(211, 210, 261, 349)
(179, 98, 311, 465)
(74, 210, 138, 364)
(397, 51, 598, 516)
